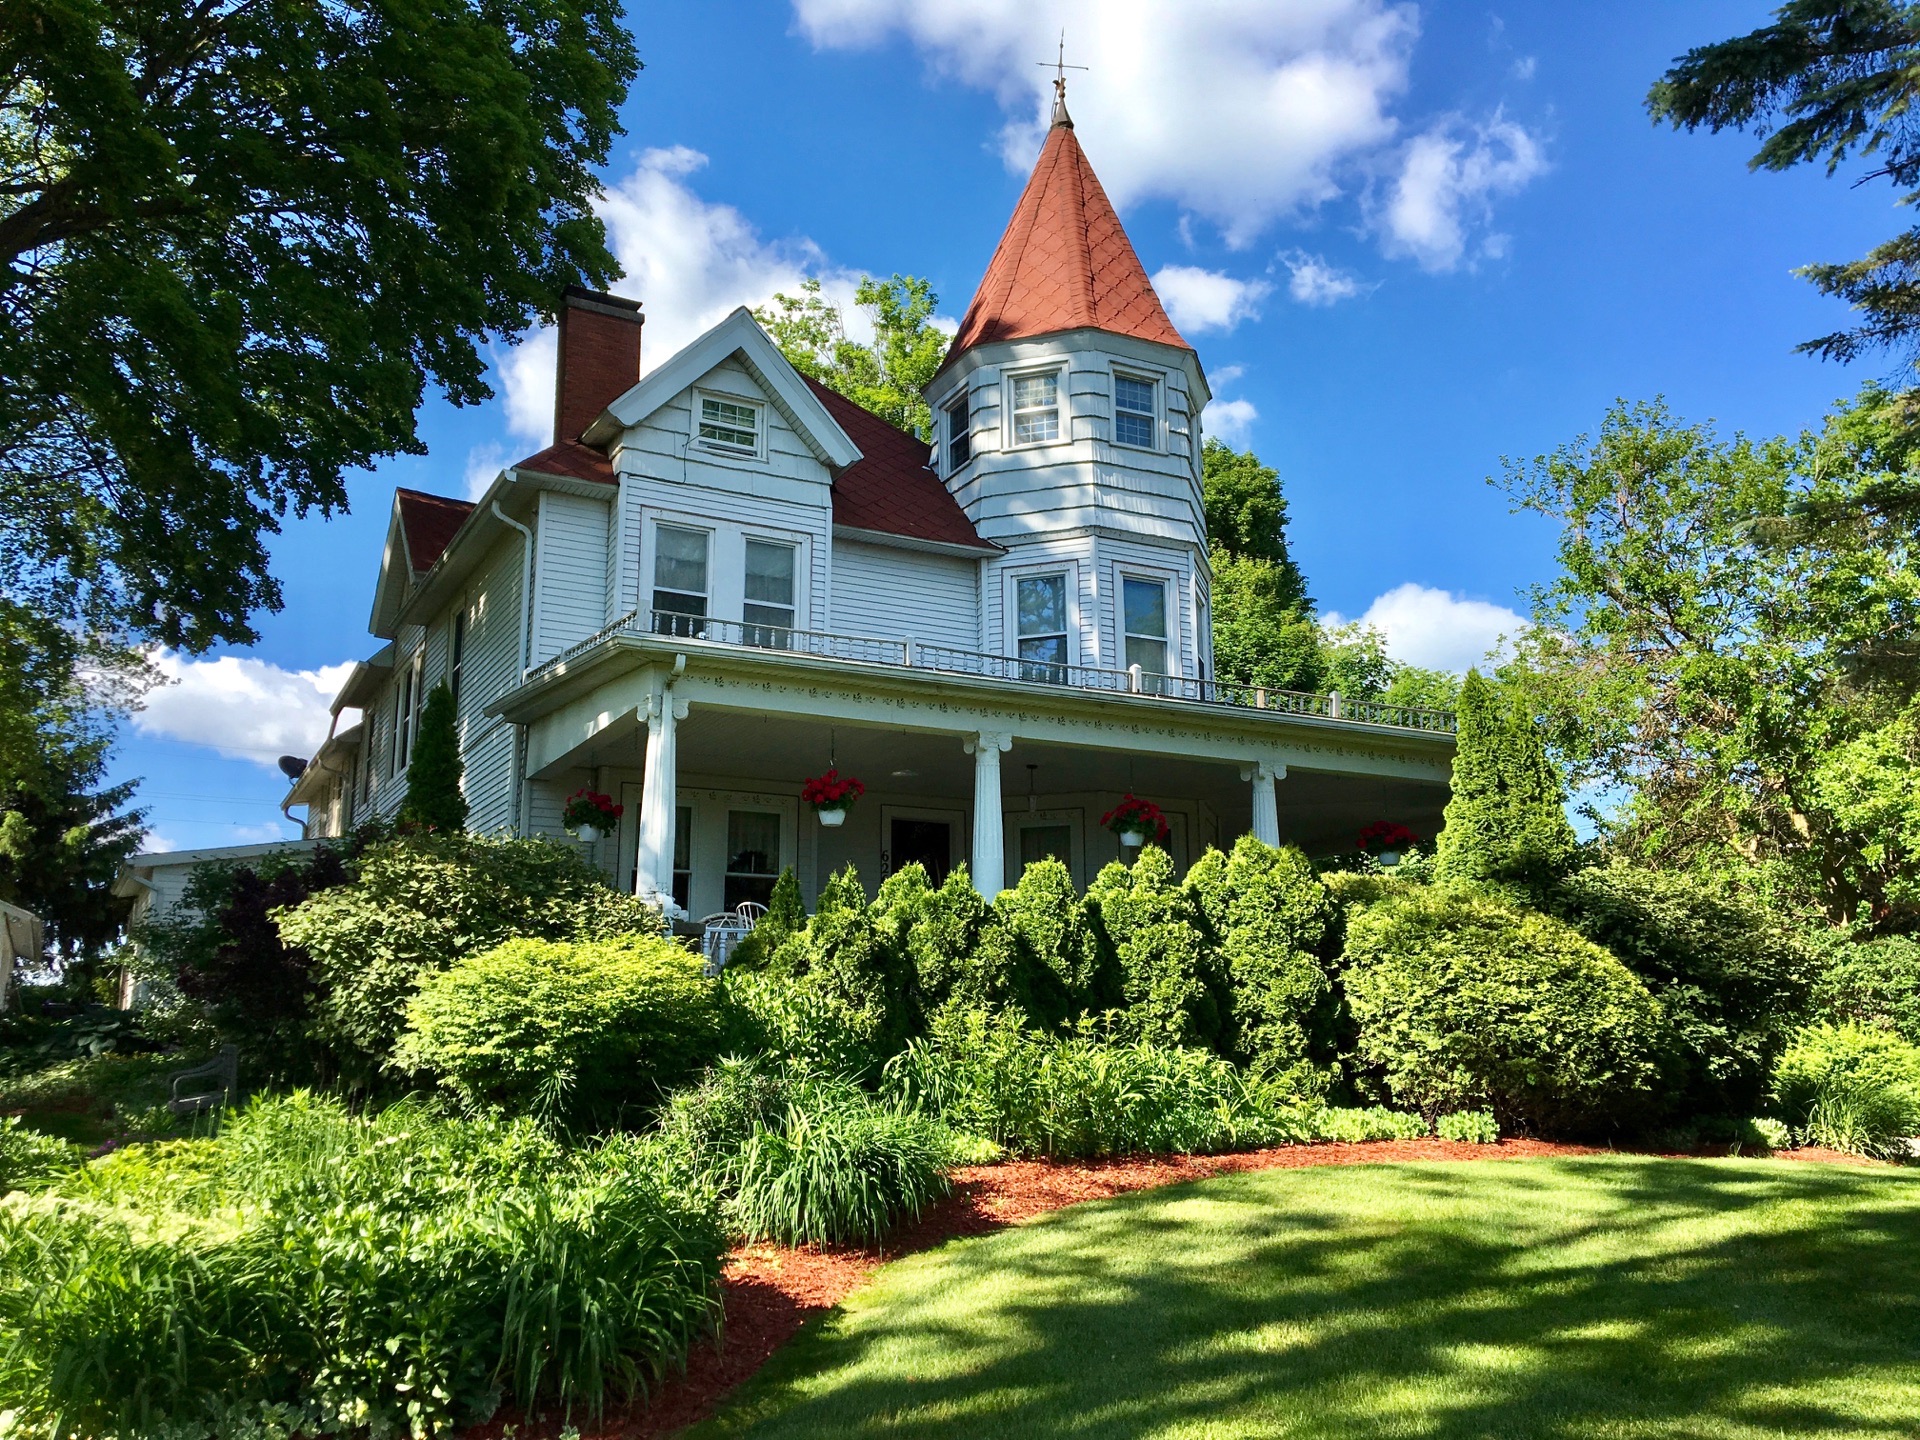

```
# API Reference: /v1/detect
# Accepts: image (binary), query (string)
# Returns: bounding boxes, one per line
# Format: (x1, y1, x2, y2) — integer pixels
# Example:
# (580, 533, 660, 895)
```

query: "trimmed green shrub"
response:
(989, 857, 1115, 1027)
(1773, 1022, 1920, 1158)
(276, 831, 663, 1083)
(398, 934, 731, 1126)
(0, 1116, 82, 1191)
(1550, 863, 1816, 1117)
(1341, 887, 1668, 1136)
(1437, 1110, 1500, 1144)
(0, 1094, 721, 1437)
(1085, 847, 1232, 1052)
(397, 681, 467, 832)
(763, 866, 919, 1065)
(1813, 934, 1920, 1044)
(1186, 837, 1336, 1076)
(1434, 669, 1575, 892)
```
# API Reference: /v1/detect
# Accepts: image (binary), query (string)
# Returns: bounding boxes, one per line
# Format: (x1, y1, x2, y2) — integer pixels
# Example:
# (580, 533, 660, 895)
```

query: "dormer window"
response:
(1010, 371, 1061, 446)
(1114, 374, 1156, 449)
(698, 394, 759, 453)
(945, 392, 972, 471)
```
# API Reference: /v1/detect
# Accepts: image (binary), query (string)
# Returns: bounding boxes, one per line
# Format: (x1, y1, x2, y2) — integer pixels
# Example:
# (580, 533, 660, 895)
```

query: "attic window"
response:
(698, 395, 759, 452)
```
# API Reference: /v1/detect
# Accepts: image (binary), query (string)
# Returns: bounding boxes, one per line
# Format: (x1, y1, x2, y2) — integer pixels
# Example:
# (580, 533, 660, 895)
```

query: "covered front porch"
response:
(490, 622, 1454, 915)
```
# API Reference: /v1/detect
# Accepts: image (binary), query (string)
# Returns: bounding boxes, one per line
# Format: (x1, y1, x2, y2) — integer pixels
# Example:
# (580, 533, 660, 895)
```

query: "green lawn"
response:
(695, 1158, 1920, 1439)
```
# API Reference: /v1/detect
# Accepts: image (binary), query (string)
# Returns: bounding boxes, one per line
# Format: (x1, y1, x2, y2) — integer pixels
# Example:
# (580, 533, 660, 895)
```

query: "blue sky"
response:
(117, 0, 1902, 852)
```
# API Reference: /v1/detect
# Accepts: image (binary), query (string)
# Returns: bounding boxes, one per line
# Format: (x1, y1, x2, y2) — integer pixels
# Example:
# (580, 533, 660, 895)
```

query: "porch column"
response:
(1241, 760, 1285, 847)
(965, 731, 1013, 897)
(635, 693, 689, 914)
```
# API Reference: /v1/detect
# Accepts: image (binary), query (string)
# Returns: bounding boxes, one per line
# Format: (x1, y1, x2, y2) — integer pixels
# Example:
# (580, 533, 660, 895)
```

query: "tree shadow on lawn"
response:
(691, 1158, 1920, 1439)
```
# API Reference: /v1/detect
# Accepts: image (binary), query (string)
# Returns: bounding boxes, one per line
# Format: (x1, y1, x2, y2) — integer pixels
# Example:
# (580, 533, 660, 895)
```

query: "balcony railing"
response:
(525, 608, 1456, 735)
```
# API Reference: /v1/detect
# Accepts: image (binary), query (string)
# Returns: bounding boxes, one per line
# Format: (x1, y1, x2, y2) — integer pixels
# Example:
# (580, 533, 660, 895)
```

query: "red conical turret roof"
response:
(944, 107, 1189, 368)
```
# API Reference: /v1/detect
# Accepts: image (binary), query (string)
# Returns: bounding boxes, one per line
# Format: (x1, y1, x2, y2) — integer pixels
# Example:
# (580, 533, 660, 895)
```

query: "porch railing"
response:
(524, 608, 1456, 735)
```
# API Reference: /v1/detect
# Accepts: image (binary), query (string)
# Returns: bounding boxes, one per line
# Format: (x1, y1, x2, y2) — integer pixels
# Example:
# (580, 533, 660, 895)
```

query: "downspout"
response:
(493, 494, 537, 834)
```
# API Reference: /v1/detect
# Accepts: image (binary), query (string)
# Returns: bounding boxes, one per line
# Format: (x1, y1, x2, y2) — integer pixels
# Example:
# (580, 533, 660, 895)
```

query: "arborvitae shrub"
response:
(397, 681, 467, 832)
(990, 858, 1108, 1028)
(895, 865, 993, 1012)
(1187, 837, 1336, 1079)
(1434, 669, 1575, 893)
(1085, 847, 1231, 1052)
(757, 866, 915, 1070)
(399, 934, 730, 1127)
(1341, 885, 1667, 1136)
(727, 866, 805, 971)
(1549, 862, 1815, 1117)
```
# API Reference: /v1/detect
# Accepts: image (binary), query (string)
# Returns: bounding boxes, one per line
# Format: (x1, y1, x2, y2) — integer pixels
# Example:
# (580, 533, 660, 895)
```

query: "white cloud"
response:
(463, 442, 509, 501)
(792, 0, 1421, 247)
(134, 651, 357, 769)
(1282, 250, 1367, 305)
(1324, 583, 1524, 672)
(1378, 113, 1546, 272)
(1511, 55, 1537, 81)
(1204, 397, 1259, 447)
(495, 146, 865, 445)
(1150, 265, 1270, 334)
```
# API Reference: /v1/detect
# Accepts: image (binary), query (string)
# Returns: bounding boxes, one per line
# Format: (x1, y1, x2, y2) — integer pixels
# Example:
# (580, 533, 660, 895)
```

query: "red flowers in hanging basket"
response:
(1102, 793, 1171, 843)
(801, 768, 866, 811)
(1358, 820, 1417, 855)
(562, 789, 623, 830)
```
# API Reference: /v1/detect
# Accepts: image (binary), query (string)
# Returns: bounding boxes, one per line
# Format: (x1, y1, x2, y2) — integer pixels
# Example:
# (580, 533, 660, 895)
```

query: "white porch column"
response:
(965, 731, 1013, 897)
(1241, 760, 1286, 847)
(635, 693, 690, 914)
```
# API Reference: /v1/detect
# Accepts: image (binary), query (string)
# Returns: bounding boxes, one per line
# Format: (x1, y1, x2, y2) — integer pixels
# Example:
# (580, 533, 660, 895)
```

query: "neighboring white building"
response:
(282, 102, 1455, 916)
(0, 900, 42, 1012)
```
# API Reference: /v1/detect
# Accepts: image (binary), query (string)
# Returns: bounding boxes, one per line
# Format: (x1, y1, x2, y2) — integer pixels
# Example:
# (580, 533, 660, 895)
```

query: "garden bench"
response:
(168, 1043, 239, 1118)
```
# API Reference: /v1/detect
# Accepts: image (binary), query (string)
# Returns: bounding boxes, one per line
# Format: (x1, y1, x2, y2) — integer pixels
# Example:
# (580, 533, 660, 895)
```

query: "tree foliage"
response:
(1500, 390, 1920, 930)
(397, 682, 466, 832)
(1650, 1, 1920, 379)
(755, 275, 947, 438)
(1, 0, 640, 651)
(1433, 670, 1576, 893)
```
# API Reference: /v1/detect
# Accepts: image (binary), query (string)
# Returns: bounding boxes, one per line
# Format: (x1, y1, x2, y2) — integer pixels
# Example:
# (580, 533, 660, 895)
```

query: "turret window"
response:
(1010, 372, 1061, 445)
(1114, 375, 1156, 448)
(1123, 577, 1170, 677)
(945, 392, 972, 470)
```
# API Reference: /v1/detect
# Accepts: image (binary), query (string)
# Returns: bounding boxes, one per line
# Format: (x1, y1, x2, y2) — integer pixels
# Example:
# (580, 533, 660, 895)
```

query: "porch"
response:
(488, 613, 1455, 913)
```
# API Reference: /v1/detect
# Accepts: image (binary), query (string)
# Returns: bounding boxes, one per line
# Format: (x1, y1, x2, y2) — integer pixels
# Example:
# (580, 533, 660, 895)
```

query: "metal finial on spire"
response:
(1037, 30, 1087, 129)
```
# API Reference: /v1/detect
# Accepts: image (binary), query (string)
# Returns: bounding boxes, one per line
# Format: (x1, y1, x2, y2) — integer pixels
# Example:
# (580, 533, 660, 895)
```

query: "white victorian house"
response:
(282, 102, 1455, 917)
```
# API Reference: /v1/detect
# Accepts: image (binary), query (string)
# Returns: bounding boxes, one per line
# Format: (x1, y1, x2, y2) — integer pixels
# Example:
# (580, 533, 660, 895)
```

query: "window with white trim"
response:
(743, 538, 797, 645)
(1123, 577, 1170, 679)
(449, 608, 467, 708)
(1016, 573, 1069, 682)
(1010, 371, 1061, 445)
(945, 391, 972, 471)
(652, 524, 709, 637)
(724, 809, 781, 909)
(697, 395, 759, 452)
(392, 652, 423, 774)
(1114, 374, 1156, 448)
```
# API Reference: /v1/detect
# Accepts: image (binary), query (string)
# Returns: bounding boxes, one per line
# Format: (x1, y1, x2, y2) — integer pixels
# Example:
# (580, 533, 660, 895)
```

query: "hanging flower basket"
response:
(1102, 793, 1170, 849)
(563, 788, 622, 842)
(1358, 820, 1417, 865)
(801, 769, 865, 827)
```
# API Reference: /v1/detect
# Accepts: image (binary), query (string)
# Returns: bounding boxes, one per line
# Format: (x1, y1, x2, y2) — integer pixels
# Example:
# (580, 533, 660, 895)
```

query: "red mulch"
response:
(468, 1139, 1873, 1440)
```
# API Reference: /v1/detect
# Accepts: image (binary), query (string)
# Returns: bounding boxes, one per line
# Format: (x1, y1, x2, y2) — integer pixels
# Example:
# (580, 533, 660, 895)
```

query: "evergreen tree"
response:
(1434, 670, 1576, 891)
(398, 683, 466, 833)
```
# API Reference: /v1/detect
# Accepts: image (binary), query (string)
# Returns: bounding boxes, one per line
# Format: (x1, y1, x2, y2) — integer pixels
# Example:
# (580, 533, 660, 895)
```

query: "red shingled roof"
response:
(945, 116, 1189, 366)
(512, 438, 616, 487)
(395, 489, 473, 574)
(805, 377, 993, 552)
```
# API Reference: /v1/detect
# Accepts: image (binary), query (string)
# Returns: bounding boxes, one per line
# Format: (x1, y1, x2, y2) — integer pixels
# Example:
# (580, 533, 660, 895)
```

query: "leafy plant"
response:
(1773, 1022, 1920, 1159)
(1085, 848, 1231, 1052)
(1437, 1110, 1500, 1145)
(1813, 934, 1920, 1044)
(729, 1098, 952, 1246)
(398, 934, 732, 1127)
(0, 1116, 82, 1191)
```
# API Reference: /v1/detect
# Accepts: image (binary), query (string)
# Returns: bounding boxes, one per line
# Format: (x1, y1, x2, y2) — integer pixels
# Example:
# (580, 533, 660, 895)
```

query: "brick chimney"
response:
(553, 286, 644, 445)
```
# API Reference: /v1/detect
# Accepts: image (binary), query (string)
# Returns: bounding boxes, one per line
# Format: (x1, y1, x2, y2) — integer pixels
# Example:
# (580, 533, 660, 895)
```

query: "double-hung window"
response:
(1016, 573, 1069, 683)
(392, 653, 422, 774)
(1114, 374, 1156, 448)
(945, 392, 972, 471)
(698, 395, 758, 452)
(724, 810, 781, 910)
(1123, 577, 1170, 686)
(653, 525, 710, 637)
(449, 609, 467, 708)
(743, 539, 797, 647)
(1010, 371, 1061, 445)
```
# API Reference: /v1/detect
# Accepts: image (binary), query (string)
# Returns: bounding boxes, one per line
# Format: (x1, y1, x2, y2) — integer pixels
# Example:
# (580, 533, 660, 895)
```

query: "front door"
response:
(890, 817, 953, 886)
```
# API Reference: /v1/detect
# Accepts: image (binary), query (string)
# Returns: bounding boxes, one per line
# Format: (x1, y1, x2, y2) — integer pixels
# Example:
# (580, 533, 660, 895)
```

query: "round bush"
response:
(1341, 888, 1667, 1137)
(399, 934, 729, 1126)
(1773, 1022, 1920, 1158)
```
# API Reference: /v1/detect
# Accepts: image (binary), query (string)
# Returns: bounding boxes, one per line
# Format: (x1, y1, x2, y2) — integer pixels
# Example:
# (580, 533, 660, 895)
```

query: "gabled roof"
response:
(395, 489, 474, 574)
(804, 378, 995, 553)
(944, 112, 1189, 368)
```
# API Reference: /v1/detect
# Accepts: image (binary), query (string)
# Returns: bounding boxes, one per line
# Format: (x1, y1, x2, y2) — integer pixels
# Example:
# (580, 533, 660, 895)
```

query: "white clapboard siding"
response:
(532, 491, 611, 664)
(829, 541, 981, 651)
(458, 533, 527, 833)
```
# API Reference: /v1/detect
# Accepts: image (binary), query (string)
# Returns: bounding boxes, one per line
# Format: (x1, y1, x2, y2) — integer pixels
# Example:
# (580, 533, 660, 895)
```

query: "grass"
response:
(694, 1157, 1920, 1439)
